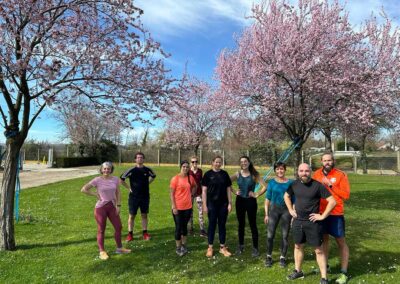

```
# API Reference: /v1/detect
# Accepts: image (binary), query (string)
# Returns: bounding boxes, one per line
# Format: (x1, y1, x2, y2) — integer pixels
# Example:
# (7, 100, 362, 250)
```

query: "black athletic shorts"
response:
(128, 195, 150, 215)
(292, 219, 323, 247)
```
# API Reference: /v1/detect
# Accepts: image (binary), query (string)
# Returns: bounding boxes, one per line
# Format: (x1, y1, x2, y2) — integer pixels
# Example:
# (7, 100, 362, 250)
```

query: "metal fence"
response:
(12, 143, 400, 174)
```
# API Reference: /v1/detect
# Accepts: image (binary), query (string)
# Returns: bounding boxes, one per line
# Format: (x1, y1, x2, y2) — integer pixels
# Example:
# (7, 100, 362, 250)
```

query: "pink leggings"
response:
(94, 202, 122, 251)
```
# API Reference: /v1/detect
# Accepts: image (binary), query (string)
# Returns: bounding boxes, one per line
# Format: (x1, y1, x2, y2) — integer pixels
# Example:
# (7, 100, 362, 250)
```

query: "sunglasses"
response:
(191, 161, 198, 163)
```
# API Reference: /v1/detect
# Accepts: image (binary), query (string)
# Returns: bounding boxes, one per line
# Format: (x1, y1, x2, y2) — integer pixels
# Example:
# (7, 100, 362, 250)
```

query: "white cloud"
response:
(136, 0, 400, 39)
(344, 0, 400, 26)
(135, 0, 257, 38)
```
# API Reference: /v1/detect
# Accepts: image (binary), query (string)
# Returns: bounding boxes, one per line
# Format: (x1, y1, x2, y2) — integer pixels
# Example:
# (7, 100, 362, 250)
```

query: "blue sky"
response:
(3, 0, 399, 144)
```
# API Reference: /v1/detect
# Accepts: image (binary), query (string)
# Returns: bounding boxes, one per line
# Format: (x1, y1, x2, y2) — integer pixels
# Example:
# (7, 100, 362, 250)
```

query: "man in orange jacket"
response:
(313, 153, 350, 284)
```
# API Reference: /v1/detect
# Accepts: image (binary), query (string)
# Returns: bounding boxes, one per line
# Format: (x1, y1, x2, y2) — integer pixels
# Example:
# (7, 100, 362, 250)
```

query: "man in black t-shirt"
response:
(120, 152, 156, 241)
(284, 163, 336, 284)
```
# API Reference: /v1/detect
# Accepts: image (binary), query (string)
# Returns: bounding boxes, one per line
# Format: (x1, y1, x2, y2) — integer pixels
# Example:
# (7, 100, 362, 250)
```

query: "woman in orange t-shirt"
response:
(170, 160, 196, 256)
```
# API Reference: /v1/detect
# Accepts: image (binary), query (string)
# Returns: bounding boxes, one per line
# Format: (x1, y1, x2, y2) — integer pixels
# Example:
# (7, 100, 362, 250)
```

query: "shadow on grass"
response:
(17, 237, 97, 250)
(85, 223, 266, 280)
(327, 216, 400, 279)
(349, 189, 400, 211)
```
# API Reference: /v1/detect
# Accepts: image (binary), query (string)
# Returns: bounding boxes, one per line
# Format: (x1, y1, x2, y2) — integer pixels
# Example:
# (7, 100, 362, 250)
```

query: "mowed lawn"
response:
(0, 166, 399, 283)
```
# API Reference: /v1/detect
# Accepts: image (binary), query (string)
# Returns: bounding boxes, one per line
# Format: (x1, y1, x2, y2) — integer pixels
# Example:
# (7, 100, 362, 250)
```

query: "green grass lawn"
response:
(0, 166, 399, 283)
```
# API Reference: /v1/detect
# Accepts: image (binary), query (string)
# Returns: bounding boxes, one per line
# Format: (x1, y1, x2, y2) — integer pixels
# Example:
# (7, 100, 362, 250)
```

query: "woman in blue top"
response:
(231, 156, 266, 257)
(257, 161, 293, 267)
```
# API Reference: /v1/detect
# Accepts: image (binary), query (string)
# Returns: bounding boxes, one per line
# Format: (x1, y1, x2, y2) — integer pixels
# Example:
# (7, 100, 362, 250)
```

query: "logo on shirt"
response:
(330, 178, 336, 184)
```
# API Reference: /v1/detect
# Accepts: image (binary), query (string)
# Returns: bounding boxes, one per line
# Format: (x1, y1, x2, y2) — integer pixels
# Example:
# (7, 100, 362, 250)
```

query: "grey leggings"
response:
(266, 204, 291, 257)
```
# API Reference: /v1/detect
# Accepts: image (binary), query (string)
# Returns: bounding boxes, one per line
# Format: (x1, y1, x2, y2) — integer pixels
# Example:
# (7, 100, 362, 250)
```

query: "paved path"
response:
(0, 163, 99, 189)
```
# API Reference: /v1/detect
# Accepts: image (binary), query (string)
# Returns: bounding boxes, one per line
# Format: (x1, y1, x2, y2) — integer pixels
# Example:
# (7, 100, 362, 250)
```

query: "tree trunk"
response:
(0, 140, 22, 250)
(322, 128, 332, 151)
(360, 134, 368, 174)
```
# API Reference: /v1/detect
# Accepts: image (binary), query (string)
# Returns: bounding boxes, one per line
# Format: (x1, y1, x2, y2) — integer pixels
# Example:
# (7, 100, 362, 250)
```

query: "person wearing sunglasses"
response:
(188, 156, 207, 237)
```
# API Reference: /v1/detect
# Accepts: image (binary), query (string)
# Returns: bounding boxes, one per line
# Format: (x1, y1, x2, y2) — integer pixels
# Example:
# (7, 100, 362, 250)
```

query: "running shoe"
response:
(181, 245, 188, 256)
(219, 246, 232, 257)
(99, 251, 109, 260)
(200, 230, 207, 238)
(279, 257, 287, 267)
(115, 248, 131, 254)
(236, 245, 244, 255)
(265, 256, 273, 267)
(320, 278, 329, 284)
(126, 233, 133, 242)
(206, 247, 213, 258)
(176, 246, 183, 256)
(142, 232, 151, 240)
(335, 273, 348, 284)
(287, 270, 304, 280)
(251, 247, 260, 257)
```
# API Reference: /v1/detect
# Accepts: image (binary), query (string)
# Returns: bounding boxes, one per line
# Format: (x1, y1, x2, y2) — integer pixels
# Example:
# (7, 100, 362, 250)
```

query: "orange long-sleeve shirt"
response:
(313, 168, 350, 215)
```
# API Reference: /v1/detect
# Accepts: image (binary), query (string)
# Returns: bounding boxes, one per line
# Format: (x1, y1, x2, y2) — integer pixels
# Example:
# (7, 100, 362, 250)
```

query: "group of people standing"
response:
(81, 151, 350, 284)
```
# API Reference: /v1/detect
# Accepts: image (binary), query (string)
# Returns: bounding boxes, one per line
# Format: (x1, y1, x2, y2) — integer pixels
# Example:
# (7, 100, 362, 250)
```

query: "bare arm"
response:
(119, 179, 132, 192)
(264, 199, 270, 224)
(309, 196, 337, 222)
(115, 184, 121, 214)
(230, 172, 239, 195)
(81, 183, 98, 198)
(284, 192, 297, 218)
(149, 176, 155, 184)
(170, 188, 178, 215)
(255, 176, 267, 198)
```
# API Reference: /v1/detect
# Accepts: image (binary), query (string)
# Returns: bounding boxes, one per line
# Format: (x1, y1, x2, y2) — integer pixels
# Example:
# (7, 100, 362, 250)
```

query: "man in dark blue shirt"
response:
(284, 163, 336, 284)
(121, 152, 156, 241)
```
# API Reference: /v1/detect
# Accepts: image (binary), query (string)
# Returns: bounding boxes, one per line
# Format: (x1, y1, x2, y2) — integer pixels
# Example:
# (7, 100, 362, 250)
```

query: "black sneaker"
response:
(176, 246, 183, 256)
(279, 257, 287, 267)
(265, 256, 273, 267)
(287, 270, 304, 280)
(236, 245, 244, 255)
(200, 230, 207, 237)
(181, 245, 188, 256)
(320, 278, 329, 284)
(252, 247, 260, 257)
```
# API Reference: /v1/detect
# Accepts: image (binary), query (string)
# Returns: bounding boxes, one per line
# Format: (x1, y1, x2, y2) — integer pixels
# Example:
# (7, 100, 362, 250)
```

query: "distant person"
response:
(256, 162, 293, 267)
(170, 161, 197, 256)
(284, 163, 336, 284)
(188, 156, 207, 237)
(230, 156, 266, 257)
(81, 161, 131, 260)
(313, 153, 350, 284)
(120, 152, 156, 241)
(202, 156, 233, 258)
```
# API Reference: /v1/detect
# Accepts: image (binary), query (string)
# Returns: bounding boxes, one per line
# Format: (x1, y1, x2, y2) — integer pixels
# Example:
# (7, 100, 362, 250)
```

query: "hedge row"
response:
(55, 157, 98, 168)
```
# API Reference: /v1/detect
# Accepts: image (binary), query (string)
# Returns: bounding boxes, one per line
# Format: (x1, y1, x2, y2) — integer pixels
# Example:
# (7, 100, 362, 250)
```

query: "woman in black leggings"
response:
(231, 156, 266, 257)
(257, 162, 293, 267)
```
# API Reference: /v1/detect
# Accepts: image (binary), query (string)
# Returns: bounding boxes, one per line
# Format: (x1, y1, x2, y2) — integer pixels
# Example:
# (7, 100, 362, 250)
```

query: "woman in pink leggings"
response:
(81, 161, 131, 260)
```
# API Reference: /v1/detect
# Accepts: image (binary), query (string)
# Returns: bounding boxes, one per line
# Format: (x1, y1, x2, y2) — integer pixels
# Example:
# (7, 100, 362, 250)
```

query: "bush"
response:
(96, 139, 119, 162)
(55, 157, 98, 168)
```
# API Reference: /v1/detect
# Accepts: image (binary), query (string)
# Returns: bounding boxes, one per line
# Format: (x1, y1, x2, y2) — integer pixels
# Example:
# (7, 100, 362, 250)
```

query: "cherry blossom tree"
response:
(0, 0, 175, 250)
(162, 78, 224, 155)
(216, 0, 400, 166)
(55, 98, 123, 156)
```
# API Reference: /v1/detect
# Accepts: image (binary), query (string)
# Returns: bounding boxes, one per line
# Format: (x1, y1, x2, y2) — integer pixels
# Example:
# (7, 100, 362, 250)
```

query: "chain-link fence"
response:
(6, 143, 399, 173)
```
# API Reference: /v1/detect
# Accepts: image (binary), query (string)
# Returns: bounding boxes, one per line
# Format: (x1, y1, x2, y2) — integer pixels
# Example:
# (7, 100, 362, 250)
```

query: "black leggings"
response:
(172, 208, 192, 241)
(236, 196, 258, 249)
(207, 202, 228, 245)
(266, 205, 291, 257)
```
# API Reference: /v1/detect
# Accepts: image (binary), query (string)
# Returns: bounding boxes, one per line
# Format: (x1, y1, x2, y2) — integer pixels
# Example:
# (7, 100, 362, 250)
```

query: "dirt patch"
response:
(0, 163, 99, 189)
